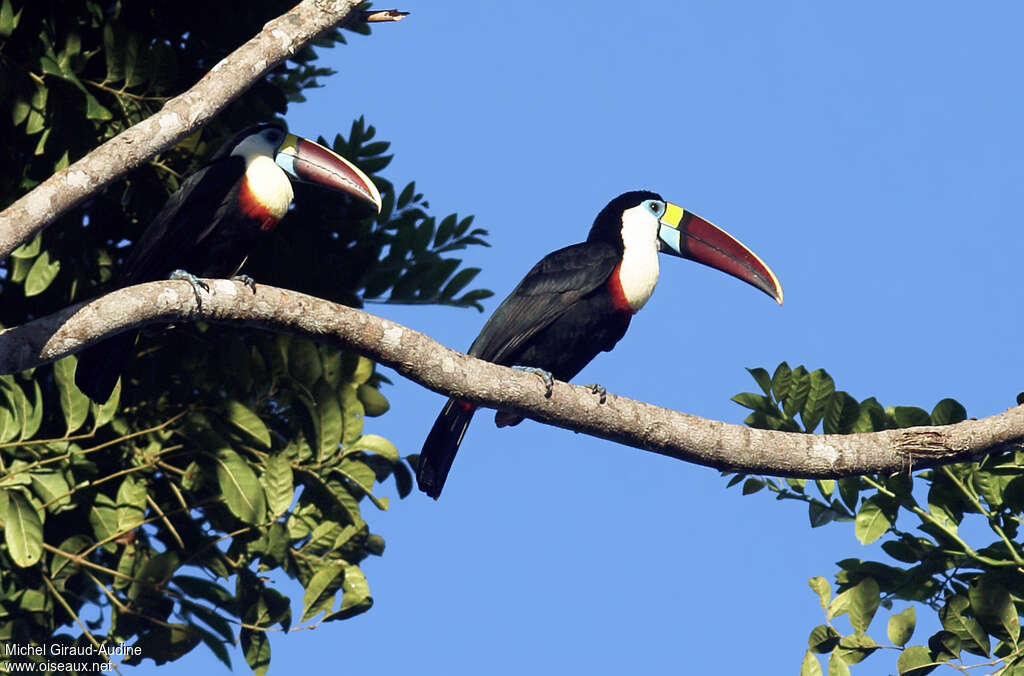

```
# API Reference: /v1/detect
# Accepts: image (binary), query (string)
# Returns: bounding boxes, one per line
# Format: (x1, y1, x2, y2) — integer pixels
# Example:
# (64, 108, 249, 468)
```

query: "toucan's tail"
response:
(74, 333, 133, 404)
(417, 399, 476, 499)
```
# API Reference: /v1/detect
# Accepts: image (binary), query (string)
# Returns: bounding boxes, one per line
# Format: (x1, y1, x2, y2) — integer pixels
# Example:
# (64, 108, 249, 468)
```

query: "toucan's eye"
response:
(644, 199, 665, 217)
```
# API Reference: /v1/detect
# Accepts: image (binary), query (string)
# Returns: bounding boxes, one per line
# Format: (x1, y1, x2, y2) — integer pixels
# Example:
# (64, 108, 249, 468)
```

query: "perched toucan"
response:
(416, 190, 783, 499)
(74, 122, 382, 404)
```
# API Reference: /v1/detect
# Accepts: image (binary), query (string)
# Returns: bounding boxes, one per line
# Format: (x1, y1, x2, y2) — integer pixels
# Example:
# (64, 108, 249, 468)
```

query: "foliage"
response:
(732, 363, 1024, 676)
(0, 0, 491, 672)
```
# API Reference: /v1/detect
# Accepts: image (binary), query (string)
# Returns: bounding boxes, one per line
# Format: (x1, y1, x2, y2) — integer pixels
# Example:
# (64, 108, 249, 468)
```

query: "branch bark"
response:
(4, 279, 1022, 478)
(0, 0, 385, 260)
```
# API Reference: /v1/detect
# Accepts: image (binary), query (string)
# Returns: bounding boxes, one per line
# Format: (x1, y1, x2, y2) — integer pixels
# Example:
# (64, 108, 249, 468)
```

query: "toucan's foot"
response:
(169, 269, 209, 307)
(585, 383, 607, 404)
(232, 274, 257, 293)
(512, 366, 554, 398)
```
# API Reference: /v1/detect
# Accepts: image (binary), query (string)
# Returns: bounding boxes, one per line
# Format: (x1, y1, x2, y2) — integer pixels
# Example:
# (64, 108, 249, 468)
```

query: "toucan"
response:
(74, 122, 382, 404)
(416, 190, 783, 499)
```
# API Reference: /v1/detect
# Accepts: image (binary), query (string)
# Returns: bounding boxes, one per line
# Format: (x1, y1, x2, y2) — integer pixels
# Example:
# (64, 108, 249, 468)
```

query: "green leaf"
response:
(440, 267, 480, 300)
(30, 470, 72, 513)
(302, 561, 344, 620)
(356, 384, 390, 417)
(731, 392, 771, 411)
(51, 535, 90, 581)
(288, 340, 322, 387)
(771, 362, 792, 401)
(24, 84, 47, 135)
(84, 91, 112, 120)
(809, 576, 831, 610)
(331, 563, 372, 620)
(215, 449, 267, 524)
(924, 630, 959, 663)
(827, 650, 850, 676)
(224, 400, 271, 450)
(22, 379, 42, 439)
(853, 399, 885, 433)
(397, 181, 415, 208)
(968, 576, 1019, 644)
(365, 533, 386, 555)
(827, 589, 850, 622)
(434, 213, 457, 246)
(939, 594, 990, 657)
(313, 380, 342, 462)
(172, 576, 234, 607)
(855, 495, 894, 545)
(742, 478, 765, 495)
(892, 406, 931, 428)
(241, 628, 270, 676)
(336, 458, 387, 510)
(848, 577, 880, 633)
(783, 366, 811, 418)
(262, 453, 294, 519)
(10, 232, 41, 259)
(4, 490, 43, 567)
(91, 378, 120, 428)
(801, 369, 835, 432)
(122, 33, 147, 88)
(351, 355, 375, 384)
(808, 499, 842, 527)
(102, 23, 123, 82)
(24, 249, 60, 296)
(53, 356, 90, 434)
(129, 551, 180, 599)
(350, 434, 400, 462)
(823, 391, 859, 434)
(89, 492, 118, 543)
(116, 474, 147, 532)
(0, 0, 24, 38)
(889, 606, 916, 646)
(896, 645, 939, 676)
(0, 377, 30, 441)
(816, 479, 835, 500)
(746, 367, 773, 396)
(834, 632, 878, 665)
(340, 384, 365, 446)
(930, 398, 967, 425)
(808, 624, 840, 653)
(801, 650, 822, 676)
(0, 401, 15, 444)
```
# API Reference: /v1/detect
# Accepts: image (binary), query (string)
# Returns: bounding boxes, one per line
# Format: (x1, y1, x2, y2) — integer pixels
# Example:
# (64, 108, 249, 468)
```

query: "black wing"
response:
(468, 240, 619, 363)
(120, 155, 246, 286)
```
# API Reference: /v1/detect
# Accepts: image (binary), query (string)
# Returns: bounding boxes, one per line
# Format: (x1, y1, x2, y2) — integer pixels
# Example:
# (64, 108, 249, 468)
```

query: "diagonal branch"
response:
(0, 0, 397, 260)
(3, 279, 1023, 478)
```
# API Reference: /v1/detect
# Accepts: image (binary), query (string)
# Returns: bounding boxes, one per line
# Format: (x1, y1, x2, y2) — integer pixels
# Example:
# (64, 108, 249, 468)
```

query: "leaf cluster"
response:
(732, 363, 1024, 676)
(0, 1, 492, 672)
(0, 345, 406, 672)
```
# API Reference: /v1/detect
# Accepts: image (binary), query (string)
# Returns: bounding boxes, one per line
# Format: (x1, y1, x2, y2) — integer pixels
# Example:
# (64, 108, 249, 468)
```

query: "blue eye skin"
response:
(644, 199, 666, 217)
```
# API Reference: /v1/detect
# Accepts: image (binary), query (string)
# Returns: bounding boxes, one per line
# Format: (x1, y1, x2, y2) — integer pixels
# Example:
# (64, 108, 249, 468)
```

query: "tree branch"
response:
(4, 279, 1022, 478)
(0, 0, 401, 260)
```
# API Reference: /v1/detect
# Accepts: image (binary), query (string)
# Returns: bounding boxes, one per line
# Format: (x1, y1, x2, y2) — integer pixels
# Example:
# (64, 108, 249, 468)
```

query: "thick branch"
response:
(0, 0, 388, 260)
(3, 280, 1022, 478)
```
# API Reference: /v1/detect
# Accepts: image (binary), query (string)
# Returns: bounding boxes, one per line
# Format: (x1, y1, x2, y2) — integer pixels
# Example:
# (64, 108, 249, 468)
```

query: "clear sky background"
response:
(134, 2, 1024, 674)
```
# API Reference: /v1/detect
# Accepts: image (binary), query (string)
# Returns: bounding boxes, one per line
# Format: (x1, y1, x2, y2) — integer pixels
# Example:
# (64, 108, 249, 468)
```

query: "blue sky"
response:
(135, 2, 1024, 674)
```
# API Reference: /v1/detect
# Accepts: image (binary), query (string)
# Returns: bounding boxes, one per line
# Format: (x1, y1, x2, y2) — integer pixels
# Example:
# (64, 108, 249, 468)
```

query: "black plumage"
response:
(74, 131, 277, 403)
(417, 192, 661, 499)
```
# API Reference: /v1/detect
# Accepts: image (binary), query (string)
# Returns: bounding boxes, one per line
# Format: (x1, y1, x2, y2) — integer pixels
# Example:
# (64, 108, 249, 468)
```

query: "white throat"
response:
(244, 155, 293, 219)
(618, 204, 661, 312)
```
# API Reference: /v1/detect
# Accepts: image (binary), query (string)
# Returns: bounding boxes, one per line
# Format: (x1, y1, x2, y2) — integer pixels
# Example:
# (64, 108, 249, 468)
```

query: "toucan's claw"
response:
(169, 269, 209, 308)
(512, 365, 554, 398)
(232, 274, 257, 293)
(585, 383, 607, 404)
